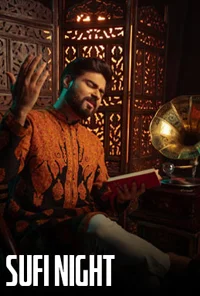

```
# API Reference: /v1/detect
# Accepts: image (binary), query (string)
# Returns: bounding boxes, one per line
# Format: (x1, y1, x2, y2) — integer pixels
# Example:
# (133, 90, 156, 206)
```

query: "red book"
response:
(107, 168, 161, 194)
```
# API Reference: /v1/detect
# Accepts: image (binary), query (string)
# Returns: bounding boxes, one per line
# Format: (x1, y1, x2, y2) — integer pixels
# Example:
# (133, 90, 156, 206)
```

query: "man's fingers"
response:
(21, 54, 35, 73)
(131, 182, 137, 195)
(123, 184, 129, 194)
(116, 182, 145, 204)
(6, 72, 16, 85)
(137, 183, 146, 196)
(32, 61, 48, 85)
(116, 186, 126, 203)
(25, 54, 43, 83)
(116, 185, 124, 195)
(36, 70, 49, 89)
(13, 54, 35, 91)
(131, 182, 145, 198)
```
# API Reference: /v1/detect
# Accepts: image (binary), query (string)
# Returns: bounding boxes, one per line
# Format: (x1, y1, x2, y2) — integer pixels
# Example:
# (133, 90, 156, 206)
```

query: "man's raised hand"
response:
(6, 54, 49, 120)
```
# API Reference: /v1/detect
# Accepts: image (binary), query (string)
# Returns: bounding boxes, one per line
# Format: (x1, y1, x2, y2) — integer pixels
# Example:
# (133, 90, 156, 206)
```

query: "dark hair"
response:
(60, 57, 112, 93)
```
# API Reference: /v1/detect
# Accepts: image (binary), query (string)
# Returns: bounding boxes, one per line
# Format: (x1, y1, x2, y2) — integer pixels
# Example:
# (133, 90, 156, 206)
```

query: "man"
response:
(0, 54, 193, 288)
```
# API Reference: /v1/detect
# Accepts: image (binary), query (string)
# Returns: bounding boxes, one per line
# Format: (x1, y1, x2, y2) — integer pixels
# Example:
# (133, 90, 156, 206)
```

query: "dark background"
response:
(139, 0, 200, 100)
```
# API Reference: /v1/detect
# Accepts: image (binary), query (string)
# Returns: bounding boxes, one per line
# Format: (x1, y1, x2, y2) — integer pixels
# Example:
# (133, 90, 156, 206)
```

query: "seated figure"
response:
(0, 54, 199, 291)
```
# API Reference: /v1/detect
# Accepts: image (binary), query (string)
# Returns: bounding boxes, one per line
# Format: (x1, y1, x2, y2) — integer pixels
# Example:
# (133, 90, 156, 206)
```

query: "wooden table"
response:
(129, 184, 200, 257)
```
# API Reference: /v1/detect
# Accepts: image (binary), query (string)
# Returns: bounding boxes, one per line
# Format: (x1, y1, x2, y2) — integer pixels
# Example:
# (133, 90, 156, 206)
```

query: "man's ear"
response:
(63, 75, 72, 89)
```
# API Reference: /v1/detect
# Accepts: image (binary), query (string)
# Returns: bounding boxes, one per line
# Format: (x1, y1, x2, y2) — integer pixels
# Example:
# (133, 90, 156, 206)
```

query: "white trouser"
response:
(87, 214, 170, 279)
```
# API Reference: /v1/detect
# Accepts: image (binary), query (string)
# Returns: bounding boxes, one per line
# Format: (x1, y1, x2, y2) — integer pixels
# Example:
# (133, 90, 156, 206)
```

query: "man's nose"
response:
(91, 90, 101, 101)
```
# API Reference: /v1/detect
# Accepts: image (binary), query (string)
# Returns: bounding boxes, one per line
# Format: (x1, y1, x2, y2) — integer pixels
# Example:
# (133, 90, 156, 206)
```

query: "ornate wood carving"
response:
(65, 0, 124, 22)
(61, 0, 125, 176)
(0, 0, 52, 22)
(129, 5, 167, 173)
(60, 1, 167, 176)
(0, 0, 56, 115)
(0, 21, 52, 43)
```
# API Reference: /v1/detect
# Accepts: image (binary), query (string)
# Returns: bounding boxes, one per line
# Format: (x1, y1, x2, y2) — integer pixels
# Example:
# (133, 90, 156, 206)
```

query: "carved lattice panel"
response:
(132, 157, 164, 174)
(0, 0, 55, 116)
(0, 21, 53, 43)
(144, 51, 156, 96)
(0, 38, 6, 90)
(83, 112, 104, 143)
(0, 0, 52, 22)
(109, 112, 121, 156)
(138, 6, 166, 32)
(111, 45, 124, 91)
(132, 114, 140, 157)
(135, 49, 143, 95)
(11, 41, 37, 76)
(64, 0, 124, 22)
(80, 45, 106, 60)
(64, 27, 124, 40)
(136, 31, 165, 49)
(38, 45, 53, 92)
(0, 96, 12, 115)
(0, 36, 12, 114)
(61, 0, 125, 176)
(64, 46, 77, 64)
(61, 2, 167, 176)
(157, 55, 164, 96)
(140, 114, 154, 157)
(129, 6, 166, 172)
(102, 96, 121, 106)
(134, 98, 162, 112)
(106, 160, 121, 176)
(131, 98, 162, 169)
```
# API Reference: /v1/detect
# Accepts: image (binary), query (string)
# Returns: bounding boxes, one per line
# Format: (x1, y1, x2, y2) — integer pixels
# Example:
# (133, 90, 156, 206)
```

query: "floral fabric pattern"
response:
(0, 107, 115, 240)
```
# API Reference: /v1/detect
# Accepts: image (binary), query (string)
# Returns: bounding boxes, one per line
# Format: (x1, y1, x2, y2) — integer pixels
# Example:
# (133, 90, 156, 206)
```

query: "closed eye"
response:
(86, 80, 94, 87)
(85, 79, 105, 98)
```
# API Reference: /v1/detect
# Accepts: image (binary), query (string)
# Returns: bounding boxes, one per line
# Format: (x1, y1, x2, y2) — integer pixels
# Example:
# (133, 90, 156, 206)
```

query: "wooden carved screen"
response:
(60, 0, 167, 176)
(0, 0, 57, 121)
(59, 0, 130, 177)
(128, 6, 167, 173)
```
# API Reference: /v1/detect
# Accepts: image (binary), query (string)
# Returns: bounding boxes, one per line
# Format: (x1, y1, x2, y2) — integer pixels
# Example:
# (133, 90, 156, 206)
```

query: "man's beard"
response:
(66, 84, 97, 120)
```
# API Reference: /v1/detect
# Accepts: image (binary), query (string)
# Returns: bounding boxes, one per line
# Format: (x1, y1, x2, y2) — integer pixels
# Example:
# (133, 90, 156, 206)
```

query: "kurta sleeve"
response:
(0, 109, 32, 184)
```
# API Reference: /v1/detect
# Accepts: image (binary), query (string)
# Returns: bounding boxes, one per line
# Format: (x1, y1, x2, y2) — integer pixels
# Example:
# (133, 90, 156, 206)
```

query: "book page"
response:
(108, 168, 157, 182)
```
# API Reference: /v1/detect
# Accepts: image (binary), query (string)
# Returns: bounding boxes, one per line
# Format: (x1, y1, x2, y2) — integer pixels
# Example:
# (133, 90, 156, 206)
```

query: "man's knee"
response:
(87, 214, 118, 238)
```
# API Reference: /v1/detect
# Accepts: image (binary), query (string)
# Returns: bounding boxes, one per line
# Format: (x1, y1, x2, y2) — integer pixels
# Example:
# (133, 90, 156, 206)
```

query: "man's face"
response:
(64, 72, 106, 119)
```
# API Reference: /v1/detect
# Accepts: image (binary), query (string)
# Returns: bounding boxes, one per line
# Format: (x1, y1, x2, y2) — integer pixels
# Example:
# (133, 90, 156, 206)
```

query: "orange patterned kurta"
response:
(0, 107, 117, 240)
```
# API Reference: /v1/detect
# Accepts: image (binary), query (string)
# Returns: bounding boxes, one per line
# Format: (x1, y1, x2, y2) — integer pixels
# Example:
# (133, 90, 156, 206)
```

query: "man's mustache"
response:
(83, 97, 97, 108)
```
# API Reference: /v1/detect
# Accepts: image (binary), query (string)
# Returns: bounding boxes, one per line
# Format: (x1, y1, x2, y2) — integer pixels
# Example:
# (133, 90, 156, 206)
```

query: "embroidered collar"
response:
(46, 106, 80, 125)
